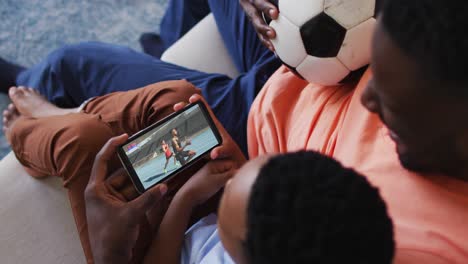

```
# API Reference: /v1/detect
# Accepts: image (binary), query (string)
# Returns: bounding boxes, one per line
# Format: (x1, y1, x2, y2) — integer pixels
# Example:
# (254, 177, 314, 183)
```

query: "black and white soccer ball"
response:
(264, 0, 380, 86)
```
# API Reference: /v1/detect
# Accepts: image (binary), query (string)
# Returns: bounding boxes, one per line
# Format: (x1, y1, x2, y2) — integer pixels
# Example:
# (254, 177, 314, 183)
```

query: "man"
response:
(245, 0, 468, 262)
(171, 128, 196, 165)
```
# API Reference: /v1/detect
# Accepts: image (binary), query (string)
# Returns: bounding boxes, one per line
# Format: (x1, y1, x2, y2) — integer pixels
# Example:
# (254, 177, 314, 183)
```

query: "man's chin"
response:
(396, 149, 432, 173)
(395, 142, 462, 176)
(398, 155, 424, 172)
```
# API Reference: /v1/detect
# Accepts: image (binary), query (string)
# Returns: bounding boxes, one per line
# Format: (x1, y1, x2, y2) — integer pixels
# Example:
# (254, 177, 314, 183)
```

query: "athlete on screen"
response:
(161, 139, 178, 174)
(171, 128, 196, 165)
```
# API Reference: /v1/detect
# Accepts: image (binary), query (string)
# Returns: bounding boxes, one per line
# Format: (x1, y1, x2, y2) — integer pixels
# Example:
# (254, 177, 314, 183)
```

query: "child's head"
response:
(217, 151, 394, 264)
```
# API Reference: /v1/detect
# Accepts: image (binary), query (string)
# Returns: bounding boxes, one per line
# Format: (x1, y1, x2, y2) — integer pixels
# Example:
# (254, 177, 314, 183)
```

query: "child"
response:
(145, 151, 395, 263)
(3, 85, 394, 263)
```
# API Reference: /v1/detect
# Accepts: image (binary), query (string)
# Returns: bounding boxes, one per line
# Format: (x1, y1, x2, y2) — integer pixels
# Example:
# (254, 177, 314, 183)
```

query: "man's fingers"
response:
(90, 134, 129, 183)
(243, 1, 265, 27)
(240, 0, 277, 51)
(210, 145, 227, 160)
(173, 102, 188, 112)
(106, 168, 140, 201)
(210, 145, 240, 161)
(107, 168, 128, 188)
(243, 0, 278, 36)
(130, 184, 168, 213)
(253, 0, 279, 20)
(206, 159, 236, 174)
(258, 34, 275, 52)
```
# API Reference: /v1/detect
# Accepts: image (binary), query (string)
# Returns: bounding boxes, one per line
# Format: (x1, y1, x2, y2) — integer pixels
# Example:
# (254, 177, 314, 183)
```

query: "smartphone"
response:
(118, 101, 222, 193)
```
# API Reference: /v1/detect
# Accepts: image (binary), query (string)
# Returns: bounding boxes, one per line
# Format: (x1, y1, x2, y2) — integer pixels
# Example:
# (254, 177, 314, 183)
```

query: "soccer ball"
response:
(264, 0, 380, 86)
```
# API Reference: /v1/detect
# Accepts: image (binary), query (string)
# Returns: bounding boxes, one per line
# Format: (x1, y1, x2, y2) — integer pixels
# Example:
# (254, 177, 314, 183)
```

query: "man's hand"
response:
(174, 94, 247, 168)
(85, 134, 168, 264)
(240, 0, 279, 51)
(178, 160, 236, 207)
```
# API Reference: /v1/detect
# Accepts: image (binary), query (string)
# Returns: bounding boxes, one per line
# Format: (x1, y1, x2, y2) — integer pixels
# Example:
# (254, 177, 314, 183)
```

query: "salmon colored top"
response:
(248, 66, 468, 263)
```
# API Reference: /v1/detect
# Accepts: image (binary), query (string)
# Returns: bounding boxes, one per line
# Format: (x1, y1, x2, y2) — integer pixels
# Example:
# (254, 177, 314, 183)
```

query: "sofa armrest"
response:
(0, 153, 85, 264)
(161, 13, 240, 79)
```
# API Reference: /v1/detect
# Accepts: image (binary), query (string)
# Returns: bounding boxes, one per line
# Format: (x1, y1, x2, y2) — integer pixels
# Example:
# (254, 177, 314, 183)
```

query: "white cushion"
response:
(161, 14, 240, 79)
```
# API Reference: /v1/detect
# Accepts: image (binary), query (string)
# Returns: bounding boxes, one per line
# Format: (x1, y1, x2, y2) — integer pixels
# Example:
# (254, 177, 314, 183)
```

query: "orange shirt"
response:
(247, 66, 468, 263)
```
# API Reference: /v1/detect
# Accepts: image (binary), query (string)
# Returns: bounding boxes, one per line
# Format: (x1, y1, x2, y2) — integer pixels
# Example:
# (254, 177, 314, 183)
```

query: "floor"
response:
(0, 0, 168, 159)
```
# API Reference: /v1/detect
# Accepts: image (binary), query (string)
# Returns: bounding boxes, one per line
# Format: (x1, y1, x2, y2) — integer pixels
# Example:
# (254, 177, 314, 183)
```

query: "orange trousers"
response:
(9, 80, 200, 263)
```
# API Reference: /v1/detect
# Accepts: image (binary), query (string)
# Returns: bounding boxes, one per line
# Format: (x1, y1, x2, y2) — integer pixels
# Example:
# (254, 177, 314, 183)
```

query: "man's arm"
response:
(142, 189, 194, 264)
(143, 161, 235, 264)
(85, 134, 167, 264)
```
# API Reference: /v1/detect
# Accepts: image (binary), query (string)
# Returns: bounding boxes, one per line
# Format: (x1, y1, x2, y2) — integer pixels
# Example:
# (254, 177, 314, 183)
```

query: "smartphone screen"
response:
(118, 102, 222, 193)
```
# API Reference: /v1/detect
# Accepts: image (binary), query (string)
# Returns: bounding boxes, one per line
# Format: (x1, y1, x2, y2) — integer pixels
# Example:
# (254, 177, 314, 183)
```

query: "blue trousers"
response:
(15, 0, 281, 155)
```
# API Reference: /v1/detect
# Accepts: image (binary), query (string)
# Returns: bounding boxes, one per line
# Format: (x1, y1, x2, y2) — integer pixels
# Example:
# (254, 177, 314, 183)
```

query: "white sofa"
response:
(0, 14, 239, 263)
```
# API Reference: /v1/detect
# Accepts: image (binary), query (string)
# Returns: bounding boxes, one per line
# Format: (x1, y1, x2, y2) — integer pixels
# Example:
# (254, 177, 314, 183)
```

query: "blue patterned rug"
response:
(0, 0, 168, 159)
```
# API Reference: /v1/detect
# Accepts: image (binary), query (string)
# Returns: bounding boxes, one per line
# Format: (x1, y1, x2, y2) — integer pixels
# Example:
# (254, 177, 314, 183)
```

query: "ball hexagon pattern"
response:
(264, 0, 379, 86)
(300, 12, 346, 58)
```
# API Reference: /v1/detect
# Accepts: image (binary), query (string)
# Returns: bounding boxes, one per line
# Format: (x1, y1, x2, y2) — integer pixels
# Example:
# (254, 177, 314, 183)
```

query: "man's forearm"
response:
(93, 250, 129, 264)
(143, 192, 195, 264)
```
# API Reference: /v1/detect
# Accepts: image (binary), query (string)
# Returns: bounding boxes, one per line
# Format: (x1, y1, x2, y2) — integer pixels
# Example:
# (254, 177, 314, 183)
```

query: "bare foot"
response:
(8, 86, 79, 118)
(2, 101, 48, 178)
(2, 103, 20, 144)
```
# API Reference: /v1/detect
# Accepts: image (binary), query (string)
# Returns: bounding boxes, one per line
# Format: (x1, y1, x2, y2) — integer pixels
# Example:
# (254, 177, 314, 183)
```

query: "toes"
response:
(27, 87, 43, 97)
(3, 115, 9, 127)
(14, 86, 40, 97)
(17, 86, 27, 95)
(7, 103, 18, 115)
(3, 109, 10, 119)
(27, 87, 38, 94)
(8, 86, 17, 98)
(2, 103, 20, 126)
(3, 108, 11, 124)
(9, 86, 27, 100)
